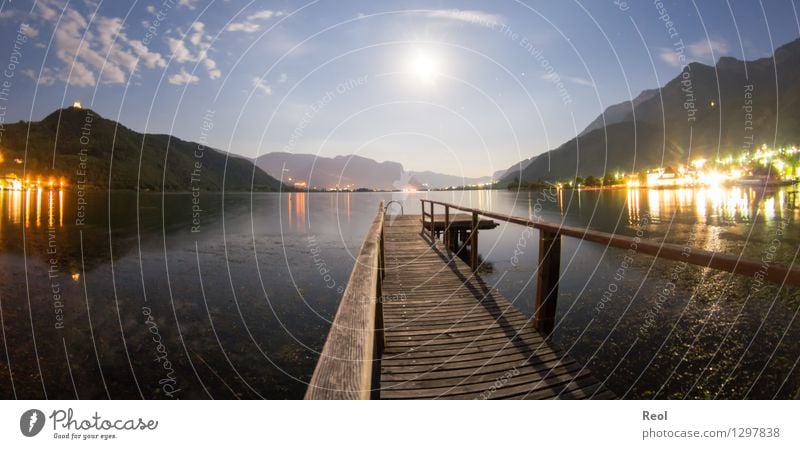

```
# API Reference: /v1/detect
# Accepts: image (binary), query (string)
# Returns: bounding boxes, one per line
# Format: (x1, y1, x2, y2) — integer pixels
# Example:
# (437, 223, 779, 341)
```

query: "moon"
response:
(408, 50, 439, 85)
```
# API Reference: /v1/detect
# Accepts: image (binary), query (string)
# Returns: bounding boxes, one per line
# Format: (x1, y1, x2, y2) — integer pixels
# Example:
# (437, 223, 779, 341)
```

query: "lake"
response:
(0, 187, 798, 399)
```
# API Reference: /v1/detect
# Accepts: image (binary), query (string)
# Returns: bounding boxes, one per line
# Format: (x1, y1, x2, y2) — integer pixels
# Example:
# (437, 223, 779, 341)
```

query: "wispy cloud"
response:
(566, 76, 593, 86)
(658, 48, 683, 68)
(227, 9, 284, 33)
(177, 0, 199, 10)
(28, 0, 166, 86)
(252, 77, 273, 95)
(659, 38, 730, 68)
(23, 68, 58, 86)
(423, 9, 505, 28)
(541, 72, 593, 87)
(227, 22, 260, 33)
(168, 68, 199, 85)
(687, 38, 729, 60)
(167, 22, 221, 80)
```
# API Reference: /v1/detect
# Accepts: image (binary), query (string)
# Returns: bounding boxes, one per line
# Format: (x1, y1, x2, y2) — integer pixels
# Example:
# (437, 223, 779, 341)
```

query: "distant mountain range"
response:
(256, 152, 494, 190)
(0, 107, 283, 191)
(501, 37, 800, 184)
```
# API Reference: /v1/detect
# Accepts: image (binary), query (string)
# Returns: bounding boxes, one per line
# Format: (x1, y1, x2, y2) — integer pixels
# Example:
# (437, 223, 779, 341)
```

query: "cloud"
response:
(177, 0, 198, 10)
(248, 10, 280, 20)
(565, 76, 593, 87)
(168, 68, 199, 85)
(252, 77, 272, 95)
(423, 9, 505, 28)
(659, 38, 731, 68)
(20, 24, 40, 38)
(167, 38, 193, 63)
(23, 68, 58, 86)
(540, 72, 591, 86)
(167, 21, 221, 80)
(658, 47, 684, 68)
(278, 73, 288, 83)
(687, 38, 729, 60)
(227, 22, 260, 33)
(32, 0, 166, 86)
(227, 9, 284, 33)
(203, 58, 221, 80)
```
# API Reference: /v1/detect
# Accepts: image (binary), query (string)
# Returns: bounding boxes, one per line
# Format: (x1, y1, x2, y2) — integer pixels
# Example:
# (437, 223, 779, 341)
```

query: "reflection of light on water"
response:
(763, 196, 776, 223)
(627, 188, 640, 223)
(0, 189, 66, 228)
(729, 187, 749, 221)
(36, 189, 42, 227)
(10, 190, 22, 224)
(675, 189, 687, 208)
(631, 186, 788, 224)
(48, 191, 55, 228)
(286, 193, 292, 229)
(295, 192, 307, 231)
(286, 192, 310, 231)
(647, 189, 660, 219)
(25, 189, 32, 227)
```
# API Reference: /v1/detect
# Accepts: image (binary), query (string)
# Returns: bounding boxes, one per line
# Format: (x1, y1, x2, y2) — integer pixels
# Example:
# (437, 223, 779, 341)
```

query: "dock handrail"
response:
(305, 201, 385, 399)
(384, 200, 404, 215)
(420, 198, 800, 336)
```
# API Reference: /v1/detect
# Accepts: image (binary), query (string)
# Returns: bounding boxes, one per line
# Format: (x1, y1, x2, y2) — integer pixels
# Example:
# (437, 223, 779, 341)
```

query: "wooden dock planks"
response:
(379, 215, 614, 400)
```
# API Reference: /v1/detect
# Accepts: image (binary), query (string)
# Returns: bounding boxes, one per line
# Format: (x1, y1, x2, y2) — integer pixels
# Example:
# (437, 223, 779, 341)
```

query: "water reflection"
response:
(480, 185, 800, 399)
(0, 188, 65, 228)
(626, 186, 791, 225)
(0, 187, 797, 399)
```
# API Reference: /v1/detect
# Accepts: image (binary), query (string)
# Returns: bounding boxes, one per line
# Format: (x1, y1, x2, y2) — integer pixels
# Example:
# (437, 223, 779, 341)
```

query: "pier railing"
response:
(305, 201, 385, 400)
(420, 198, 800, 337)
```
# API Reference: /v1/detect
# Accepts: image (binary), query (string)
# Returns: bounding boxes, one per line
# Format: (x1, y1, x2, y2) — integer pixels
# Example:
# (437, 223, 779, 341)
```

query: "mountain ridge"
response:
(256, 152, 495, 190)
(501, 37, 800, 184)
(0, 107, 284, 191)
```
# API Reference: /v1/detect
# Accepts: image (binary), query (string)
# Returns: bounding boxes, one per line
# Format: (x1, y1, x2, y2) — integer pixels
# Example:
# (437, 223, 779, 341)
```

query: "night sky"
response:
(1, 0, 799, 177)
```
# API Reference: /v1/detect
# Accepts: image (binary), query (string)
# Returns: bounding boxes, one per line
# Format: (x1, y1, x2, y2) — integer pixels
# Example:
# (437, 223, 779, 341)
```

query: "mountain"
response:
(407, 171, 493, 188)
(256, 152, 412, 190)
(578, 88, 659, 137)
(0, 107, 283, 191)
(256, 152, 495, 190)
(502, 37, 800, 184)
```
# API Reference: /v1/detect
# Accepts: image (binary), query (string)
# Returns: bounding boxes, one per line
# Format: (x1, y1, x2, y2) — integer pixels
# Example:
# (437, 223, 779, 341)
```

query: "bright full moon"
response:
(408, 51, 439, 85)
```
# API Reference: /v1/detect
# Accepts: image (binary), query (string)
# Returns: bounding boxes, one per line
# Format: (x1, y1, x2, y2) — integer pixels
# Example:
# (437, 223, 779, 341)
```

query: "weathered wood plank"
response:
(380, 214, 613, 400)
(305, 203, 384, 400)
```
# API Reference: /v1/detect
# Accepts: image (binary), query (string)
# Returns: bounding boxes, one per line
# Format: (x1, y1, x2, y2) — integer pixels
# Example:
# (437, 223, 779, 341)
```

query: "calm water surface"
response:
(0, 187, 798, 398)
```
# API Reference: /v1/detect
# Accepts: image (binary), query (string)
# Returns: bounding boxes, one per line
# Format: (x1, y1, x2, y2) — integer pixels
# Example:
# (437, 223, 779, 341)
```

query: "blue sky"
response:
(1, 0, 799, 177)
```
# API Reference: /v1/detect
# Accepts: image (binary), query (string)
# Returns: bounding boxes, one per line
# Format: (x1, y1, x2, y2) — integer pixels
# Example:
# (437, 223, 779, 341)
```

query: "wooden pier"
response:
(378, 215, 612, 399)
(305, 200, 800, 400)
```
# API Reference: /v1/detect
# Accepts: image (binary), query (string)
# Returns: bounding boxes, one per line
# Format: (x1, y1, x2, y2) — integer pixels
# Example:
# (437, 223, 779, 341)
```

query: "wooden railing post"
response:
(534, 228, 561, 337)
(430, 201, 435, 241)
(444, 205, 450, 251)
(420, 199, 425, 233)
(470, 211, 479, 272)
